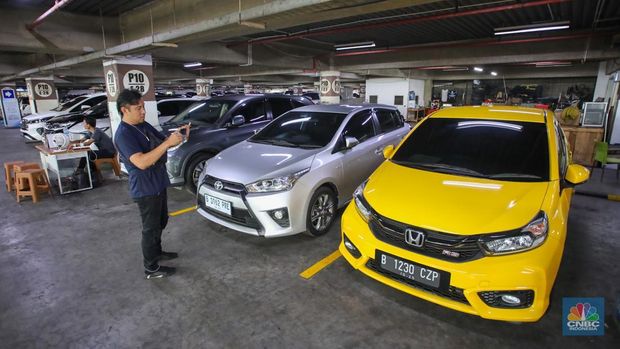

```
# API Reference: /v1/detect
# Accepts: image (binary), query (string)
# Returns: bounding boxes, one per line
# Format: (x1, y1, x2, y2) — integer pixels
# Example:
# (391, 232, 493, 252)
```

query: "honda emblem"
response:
(404, 229, 425, 247)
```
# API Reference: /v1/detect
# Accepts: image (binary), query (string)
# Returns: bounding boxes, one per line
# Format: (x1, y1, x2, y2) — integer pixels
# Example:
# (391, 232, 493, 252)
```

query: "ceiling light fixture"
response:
(334, 41, 376, 51)
(152, 42, 178, 48)
(183, 62, 202, 68)
(490, 71, 498, 76)
(239, 21, 266, 29)
(474, 67, 484, 72)
(442, 67, 469, 72)
(494, 21, 570, 36)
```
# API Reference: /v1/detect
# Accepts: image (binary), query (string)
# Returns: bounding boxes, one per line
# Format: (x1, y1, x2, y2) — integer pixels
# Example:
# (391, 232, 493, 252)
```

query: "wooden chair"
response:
(13, 162, 42, 189)
(4, 160, 24, 192)
(15, 169, 52, 203)
(94, 155, 121, 182)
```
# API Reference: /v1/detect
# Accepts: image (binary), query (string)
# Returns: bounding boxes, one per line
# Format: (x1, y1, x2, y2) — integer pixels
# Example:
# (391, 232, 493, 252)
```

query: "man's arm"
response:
(129, 132, 183, 170)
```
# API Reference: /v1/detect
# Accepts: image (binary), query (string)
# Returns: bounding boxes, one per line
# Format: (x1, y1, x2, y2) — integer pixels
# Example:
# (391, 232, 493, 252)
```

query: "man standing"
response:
(113, 89, 184, 279)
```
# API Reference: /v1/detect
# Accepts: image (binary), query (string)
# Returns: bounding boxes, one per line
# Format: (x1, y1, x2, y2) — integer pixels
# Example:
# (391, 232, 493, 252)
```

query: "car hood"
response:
(23, 110, 62, 121)
(364, 161, 550, 235)
(206, 141, 319, 185)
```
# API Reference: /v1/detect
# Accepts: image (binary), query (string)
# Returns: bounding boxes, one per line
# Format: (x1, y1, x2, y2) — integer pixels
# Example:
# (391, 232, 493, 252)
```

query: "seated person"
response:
(75, 116, 116, 172)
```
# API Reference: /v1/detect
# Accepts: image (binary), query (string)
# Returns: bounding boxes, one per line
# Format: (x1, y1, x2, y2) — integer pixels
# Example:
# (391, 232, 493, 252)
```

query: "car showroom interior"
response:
(0, 0, 619, 347)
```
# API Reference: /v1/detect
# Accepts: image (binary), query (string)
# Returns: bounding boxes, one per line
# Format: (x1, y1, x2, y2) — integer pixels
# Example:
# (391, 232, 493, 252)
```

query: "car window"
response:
(251, 111, 347, 148)
(87, 95, 107, 106)
(235, 100, 266, 123)
(554, 121, 569, 178)
(392, 118, 550, 181)
(269, 98, 294, 118)
(51, 96, 88, 111)
(292, 99, 309, 108)
(375, 108, 402, 133)
(157, 101, 178, 116)
(341, 110, 376, 143)
(167, 100, 236, 125)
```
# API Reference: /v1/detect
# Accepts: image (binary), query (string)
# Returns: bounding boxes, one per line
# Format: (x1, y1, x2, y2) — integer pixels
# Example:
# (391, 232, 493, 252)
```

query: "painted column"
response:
(196, 78, 212, 97)
(244, 84, 253, 94)
(103, 55, 157, 138)
(25, 76, 58, 113)
(1, 83, 22, 128)
(359, 83, 366, 100)
(319, 71, 340, 104)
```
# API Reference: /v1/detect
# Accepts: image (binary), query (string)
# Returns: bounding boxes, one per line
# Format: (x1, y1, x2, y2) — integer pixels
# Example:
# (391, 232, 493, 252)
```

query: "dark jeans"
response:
(78, 150, 115, 171)
(134, 191, 169, 271)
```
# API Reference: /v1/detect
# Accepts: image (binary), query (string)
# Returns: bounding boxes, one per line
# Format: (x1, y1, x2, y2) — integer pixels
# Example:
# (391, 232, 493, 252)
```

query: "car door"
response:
(335, 109, 383, 199)
(224, 98, 270, 146)
(374, 108, 410, 149)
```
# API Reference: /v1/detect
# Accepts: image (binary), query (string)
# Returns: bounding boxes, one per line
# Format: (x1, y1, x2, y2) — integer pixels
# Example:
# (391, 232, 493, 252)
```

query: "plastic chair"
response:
(592, 142, 620, 181)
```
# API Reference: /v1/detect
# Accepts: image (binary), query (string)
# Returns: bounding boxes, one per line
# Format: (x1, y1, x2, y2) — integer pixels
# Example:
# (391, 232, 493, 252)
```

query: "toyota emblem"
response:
(214, 181, 224, 191)
(404, 229, 425, 247)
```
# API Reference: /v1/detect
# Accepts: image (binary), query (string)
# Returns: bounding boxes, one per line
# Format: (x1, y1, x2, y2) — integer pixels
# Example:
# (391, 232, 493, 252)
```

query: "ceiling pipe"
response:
(26, 0, 75, 31)
(241, 0, 572, 47)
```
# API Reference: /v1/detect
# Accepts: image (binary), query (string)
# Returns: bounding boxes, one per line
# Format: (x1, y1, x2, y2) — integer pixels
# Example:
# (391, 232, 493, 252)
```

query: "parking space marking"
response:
(300, 250, 342, 280)
(169, 205, 197, 217)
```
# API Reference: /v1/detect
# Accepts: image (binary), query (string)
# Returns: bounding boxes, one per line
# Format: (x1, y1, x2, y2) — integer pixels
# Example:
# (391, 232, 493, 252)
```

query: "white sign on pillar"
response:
(1, 87, 22, 128)
(25, 76, 58, 113)
(319, 71, 341, 104)
(103, 55, 157, 139)
(196, 78, 212, 97)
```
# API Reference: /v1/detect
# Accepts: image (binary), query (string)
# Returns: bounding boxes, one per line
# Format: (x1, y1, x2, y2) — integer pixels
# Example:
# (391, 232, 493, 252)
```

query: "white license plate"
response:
(204, 194, 232, 216)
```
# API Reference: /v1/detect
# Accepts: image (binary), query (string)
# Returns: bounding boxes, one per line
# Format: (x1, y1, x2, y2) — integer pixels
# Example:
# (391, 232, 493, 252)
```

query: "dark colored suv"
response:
(164, 94, 313, 191)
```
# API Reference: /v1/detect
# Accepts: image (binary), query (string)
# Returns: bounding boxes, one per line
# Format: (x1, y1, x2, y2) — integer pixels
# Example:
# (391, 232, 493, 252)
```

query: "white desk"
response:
(36, 145, 93, 194)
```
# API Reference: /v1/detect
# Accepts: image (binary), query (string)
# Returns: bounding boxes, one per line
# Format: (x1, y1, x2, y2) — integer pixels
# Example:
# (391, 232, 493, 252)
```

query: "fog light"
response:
(478, 290, 534, 309)
(343, 234, 361, 258)
(500, 294, 522, 305)
(267, 208, 289, 227)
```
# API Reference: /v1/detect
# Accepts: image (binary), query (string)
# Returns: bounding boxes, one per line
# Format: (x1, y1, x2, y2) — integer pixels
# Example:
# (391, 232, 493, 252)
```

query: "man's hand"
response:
(165, 131, 183, 148)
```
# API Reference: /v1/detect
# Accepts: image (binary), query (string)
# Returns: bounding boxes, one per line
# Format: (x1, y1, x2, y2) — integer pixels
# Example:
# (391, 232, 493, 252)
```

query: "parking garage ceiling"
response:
(0, 0, 619, 88)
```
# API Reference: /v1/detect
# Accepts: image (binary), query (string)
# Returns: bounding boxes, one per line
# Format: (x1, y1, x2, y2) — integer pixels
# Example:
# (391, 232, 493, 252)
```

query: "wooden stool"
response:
(13, 162, 42, 190)
(94, 155, 121, 182)
(15, 169, 52, 203)
(4, 160, 24, 192)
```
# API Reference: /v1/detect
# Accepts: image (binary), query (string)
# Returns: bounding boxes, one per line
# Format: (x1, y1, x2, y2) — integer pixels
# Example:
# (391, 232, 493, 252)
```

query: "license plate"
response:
(204, 194, 232, 216)
(377, 251, 444, 289)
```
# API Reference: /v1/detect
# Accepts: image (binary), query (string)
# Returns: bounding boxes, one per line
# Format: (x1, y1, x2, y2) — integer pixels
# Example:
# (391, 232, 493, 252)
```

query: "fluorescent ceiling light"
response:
(184, 62, 202, 68)
(473, 67, 484, 72)
(490, 71, 498, 76)
(152, 42, 178, 48)
(494, 21, 570, 36)
(239, 21, 266, 29)
(442, 67, 469, 72)
(334, 41, 376, 51)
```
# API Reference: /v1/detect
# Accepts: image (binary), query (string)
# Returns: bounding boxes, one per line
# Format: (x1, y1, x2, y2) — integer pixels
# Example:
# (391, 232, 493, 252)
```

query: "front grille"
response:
(369, 213, 483, 262)
(198, 194, 261, 230)
(478, 290, 534, 309)
(203, 175, 245, 194)
(366, 259, 469, 305)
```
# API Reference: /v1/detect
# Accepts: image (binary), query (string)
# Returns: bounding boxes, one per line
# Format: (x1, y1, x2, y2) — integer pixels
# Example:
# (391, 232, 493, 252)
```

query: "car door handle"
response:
(374, 147, 383, 155)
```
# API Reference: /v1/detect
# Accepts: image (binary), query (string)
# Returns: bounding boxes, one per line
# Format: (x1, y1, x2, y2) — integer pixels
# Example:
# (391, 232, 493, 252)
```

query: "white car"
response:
(20, 93, 106, 142)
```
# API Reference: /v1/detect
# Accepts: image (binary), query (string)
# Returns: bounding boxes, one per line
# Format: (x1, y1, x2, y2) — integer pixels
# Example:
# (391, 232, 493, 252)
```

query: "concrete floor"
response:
(1, 127, 619, 348)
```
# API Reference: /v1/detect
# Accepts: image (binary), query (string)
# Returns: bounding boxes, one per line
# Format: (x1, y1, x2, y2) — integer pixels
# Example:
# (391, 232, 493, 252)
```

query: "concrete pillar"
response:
(244, 84, 253, 94)
(359, 83, 366, 100)
(196, 78, 212, 97)
(1, 83, 21, 128)
(292, 86, 303, 95)
(103, 54, 157, 138)
(319, 71, 340, 104)
(424, 79, 433, 108)
(25, 76, 58, 113)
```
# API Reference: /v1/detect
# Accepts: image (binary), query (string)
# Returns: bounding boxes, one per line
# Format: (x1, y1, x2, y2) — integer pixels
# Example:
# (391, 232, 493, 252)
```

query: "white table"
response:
(36, 145, 93, 194)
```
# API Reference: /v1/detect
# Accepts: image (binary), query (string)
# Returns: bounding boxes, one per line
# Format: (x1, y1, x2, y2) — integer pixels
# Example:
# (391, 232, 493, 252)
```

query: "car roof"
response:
(429, 106, 546, 123)
(157, 97, 205, 103)
(291, 103, 397, 114)
(207, 94, 308, 102)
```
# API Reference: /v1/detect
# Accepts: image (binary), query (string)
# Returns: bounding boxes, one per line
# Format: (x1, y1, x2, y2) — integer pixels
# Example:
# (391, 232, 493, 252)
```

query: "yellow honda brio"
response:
(340, 106, 590, 322)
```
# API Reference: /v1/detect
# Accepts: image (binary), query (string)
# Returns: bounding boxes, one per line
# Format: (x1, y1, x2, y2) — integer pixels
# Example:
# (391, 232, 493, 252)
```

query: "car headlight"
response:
(245, 168, 310, 193)
(481, 212, 548, 255)
(353, 180, 372, 222)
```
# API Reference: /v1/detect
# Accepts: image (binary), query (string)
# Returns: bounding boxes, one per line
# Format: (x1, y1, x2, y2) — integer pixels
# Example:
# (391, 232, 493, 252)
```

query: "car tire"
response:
(306, 186, 337, 237)
(185, 153, 214, 193)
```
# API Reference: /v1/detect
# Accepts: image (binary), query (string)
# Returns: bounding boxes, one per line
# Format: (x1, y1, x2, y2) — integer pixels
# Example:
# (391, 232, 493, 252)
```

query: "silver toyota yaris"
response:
(196, 104, 411, 238)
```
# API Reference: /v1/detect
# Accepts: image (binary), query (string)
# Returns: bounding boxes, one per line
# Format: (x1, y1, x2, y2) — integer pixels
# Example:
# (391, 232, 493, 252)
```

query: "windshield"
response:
(83, 100, 107, 115)
(166, 100, 236, 125)
(51, 96, 88, 111)
(392, 118, 550, 181)
(250, 111, 347, 148)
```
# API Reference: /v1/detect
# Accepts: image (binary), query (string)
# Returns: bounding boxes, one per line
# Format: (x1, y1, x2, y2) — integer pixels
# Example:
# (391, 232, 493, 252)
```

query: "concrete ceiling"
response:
(0, 0, 618, 89)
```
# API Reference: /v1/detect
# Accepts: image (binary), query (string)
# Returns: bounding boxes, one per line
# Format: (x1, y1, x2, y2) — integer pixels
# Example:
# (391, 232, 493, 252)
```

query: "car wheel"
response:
(306, 187, 337, 237)
(185, 153, 214, 193)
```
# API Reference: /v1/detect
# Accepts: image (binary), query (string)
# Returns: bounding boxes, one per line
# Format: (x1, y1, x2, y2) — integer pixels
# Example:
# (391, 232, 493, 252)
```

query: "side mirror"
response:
(383, 144, 395, 159)
(80, 105, 90, 111)
(565, 164, 590, 186)
(157, 110, 162, 116)
(344, 136, 359, 149)
(231, 115, 245, 127)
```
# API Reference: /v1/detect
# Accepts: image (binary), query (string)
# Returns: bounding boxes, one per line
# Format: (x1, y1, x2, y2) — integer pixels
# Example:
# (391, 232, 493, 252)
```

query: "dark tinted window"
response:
(342, 110, 376, 143)
(392, 118, 549, 181)
(292, 99, 309, 108)
(269, 98, 294, 118)
(251, 111, 347, 148)
(167, 100, 236, 125)
(88, 95, 107, 106)
(376, 109, 401, 133)
(157, 101, 178, 116)
(235, 100, 266, 123)
(51, 96, 88, 111)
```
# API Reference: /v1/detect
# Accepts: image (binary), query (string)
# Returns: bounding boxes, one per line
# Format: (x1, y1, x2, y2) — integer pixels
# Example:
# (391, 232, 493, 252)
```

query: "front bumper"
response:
(339, 204, 563, 322)
(196, 178, 311, 238)
(20, 122, 45, 142)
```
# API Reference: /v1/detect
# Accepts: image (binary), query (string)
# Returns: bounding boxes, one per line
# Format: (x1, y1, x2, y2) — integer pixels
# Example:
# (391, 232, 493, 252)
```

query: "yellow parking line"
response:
(169, 205, 197, 217)
(300, 250, 342, 280)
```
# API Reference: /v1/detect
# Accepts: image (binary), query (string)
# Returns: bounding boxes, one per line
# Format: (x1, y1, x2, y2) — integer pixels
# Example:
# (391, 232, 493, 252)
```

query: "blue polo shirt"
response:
(114, 121, 170, 198)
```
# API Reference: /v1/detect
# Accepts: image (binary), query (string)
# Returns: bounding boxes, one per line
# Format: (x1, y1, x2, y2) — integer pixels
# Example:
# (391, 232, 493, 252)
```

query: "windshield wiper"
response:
(269, 139, 300, 148)
(418, 163, 485, 177)
(298, 144, 322, 149)
(488, 173, 543, 181)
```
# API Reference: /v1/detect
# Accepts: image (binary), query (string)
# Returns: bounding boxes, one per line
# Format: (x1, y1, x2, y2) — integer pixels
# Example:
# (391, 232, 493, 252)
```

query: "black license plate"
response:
(376, 250, 449, 289)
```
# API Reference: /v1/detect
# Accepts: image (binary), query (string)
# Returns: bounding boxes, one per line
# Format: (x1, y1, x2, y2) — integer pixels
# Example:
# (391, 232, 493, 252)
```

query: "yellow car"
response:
(340, 106, 590, 322)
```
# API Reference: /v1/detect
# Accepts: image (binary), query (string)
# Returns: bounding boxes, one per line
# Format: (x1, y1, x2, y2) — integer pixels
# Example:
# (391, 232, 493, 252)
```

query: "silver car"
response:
(196, 104, 411, 238)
